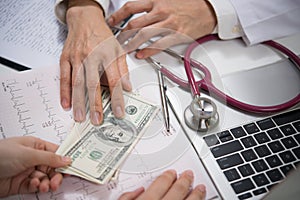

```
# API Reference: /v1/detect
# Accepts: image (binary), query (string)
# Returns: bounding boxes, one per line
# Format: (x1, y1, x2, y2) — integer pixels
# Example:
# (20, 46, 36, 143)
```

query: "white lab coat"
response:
(209, 0, 300, 45)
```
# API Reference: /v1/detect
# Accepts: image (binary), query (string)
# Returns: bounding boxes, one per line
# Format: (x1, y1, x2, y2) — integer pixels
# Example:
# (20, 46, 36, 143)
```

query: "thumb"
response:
(26, 149, 72, 168)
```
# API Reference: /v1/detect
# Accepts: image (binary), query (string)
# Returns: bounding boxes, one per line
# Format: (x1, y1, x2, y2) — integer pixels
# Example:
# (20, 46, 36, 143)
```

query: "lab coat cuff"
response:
(54, 0, 110, 25)
(206, 0, 243, 40)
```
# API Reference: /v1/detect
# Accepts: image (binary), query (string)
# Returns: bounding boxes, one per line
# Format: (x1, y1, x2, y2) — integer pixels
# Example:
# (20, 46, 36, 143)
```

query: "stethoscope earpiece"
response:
(184, 96, 219, 132)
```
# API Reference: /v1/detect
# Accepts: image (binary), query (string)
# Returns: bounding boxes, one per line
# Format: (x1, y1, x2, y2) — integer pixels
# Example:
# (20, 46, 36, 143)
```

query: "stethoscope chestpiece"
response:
(184, 96, 219, 132)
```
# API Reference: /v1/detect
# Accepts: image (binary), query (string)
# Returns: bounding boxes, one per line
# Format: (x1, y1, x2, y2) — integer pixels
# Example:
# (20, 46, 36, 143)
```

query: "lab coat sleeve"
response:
(229, 0, 300, 45)
(206, 0, 243, 40)
(54, 0, 110, 24)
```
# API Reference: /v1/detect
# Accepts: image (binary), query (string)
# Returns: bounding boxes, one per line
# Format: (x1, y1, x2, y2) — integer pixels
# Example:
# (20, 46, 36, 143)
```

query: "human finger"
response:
(24, 148, 72, 169)
(49, 172, 64, 192)
(17, 136, 59, 153)
(186, 184, 206, 200)
(60, 53, 72, 110)
(117, 28, 139, 47)
(105, 61, 125, 118)
(108, 0, 153, 26)
(84, 57, 103, 125)
(124, 27, 170, 53)
(17, 177, 40, 195)
(136, 169, 177, 199)
(135, 32, 192, 59)
(117, 12, 163, 47)
(38, 175, 50, 193)
(35, 166, 64, 192)
(118, 187, 145, 200)
(71, 61, 86, 122)
(28, 178, 40, 193)
(162, 170, 194, 200)
(117, 53, 132, 92)
(123, 12, 160, 32)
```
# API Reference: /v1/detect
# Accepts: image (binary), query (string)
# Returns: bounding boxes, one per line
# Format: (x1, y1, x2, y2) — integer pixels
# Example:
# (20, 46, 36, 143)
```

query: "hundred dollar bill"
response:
(56, 89, 111, 155)
(56, 92, 159, 184)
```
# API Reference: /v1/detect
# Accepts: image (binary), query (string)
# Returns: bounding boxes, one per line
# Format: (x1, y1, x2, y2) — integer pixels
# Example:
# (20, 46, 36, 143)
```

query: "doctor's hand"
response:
(60, 0, 132, 125)
(108, 0, 217, 59)
(118, 170, 206, 200)
(0, 136, 72, 198)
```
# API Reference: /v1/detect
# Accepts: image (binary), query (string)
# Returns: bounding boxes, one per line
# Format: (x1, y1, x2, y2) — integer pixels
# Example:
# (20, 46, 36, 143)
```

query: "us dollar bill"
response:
(56, 92, 158, 184)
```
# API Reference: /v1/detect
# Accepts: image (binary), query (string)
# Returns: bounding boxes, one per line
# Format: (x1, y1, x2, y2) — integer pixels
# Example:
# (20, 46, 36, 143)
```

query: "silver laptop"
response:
(196, 58, 300, 199)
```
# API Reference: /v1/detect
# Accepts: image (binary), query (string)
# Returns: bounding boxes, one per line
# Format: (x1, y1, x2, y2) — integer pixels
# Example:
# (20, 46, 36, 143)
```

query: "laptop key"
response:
(224, 168, 241, 182)
(254, 132, 270, 144)
(280, 164, 295, 176)
(238, 164, 255, 177)
(217, 154, 243, 170)
(252, 159, 269, 172)
(267, 128, 283, 140)
(241, 136, 257, 148)
(252, 173, 270, 187)
(211, 140, 243, 158)
(238, 192, 252, 200)
(231, 178, 255, 194)
(244, 123, 260, 134)
(294, 133, 300, 144)
(279, 151, 296, 163)
(253, 187, 267, 196)
(266, 155, 282, 168)
(281, 136, 297, 149)
(203, 134, 219, 147)
(280, 124, 296, 136)
(241, 149, 258, 162)
(217, 130, 233, 142)
(268, 141, 284, 153)
(292, 147, 300, 159)
(293, 121, 300, 132)
(257, 118, 275, 130)
(266, 169, 283, 182)
(255, 145, 271, 157)
(272, 109, 300, 126)
(231, 127, 247, 138)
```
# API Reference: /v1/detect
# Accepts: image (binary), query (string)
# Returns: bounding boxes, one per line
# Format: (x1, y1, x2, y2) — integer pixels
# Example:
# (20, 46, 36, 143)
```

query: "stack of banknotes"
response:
(56, 91, 159, 184)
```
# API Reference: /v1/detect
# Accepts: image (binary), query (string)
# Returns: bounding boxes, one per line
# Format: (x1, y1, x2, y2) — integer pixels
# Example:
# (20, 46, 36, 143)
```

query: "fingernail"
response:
(133, 187, 145, 193)
(196, 184, 206, 193)
(184, 170, 194, 178)
(62, 156, 72, 163)
(107, 17, 113, 25)
(61, 98, 70, 110)
(122, 76, 132, 91)
(75, 109, 84, 122)
(136, 52, 144, 59)
(92, 111, 101, 125)
(114, 106, 124, 118)
(166, 169, 177, 176)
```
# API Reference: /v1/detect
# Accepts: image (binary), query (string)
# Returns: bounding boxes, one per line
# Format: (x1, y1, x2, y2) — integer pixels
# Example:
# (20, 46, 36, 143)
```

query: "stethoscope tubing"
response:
(161, 34, 300, 114)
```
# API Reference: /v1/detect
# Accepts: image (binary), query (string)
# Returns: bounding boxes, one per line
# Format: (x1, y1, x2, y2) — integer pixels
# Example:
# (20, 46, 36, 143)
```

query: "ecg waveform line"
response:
(7, 79, 36, 136)
(36, 76, 68, 143)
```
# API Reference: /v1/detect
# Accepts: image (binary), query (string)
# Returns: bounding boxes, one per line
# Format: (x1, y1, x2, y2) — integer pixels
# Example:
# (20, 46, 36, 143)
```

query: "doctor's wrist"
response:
(67, 0, 104, 16)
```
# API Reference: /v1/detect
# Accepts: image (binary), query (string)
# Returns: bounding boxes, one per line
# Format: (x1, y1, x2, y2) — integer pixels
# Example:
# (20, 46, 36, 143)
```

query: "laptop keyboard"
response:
(203, 108, 300, 200)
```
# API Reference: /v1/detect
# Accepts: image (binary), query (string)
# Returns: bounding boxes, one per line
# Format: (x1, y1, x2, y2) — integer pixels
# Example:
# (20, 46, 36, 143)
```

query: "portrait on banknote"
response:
(93, 117, 137, 147)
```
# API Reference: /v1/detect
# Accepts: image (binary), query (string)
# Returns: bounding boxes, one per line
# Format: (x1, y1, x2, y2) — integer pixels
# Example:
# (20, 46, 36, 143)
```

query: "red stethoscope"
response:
(147, 34, 300, 131)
